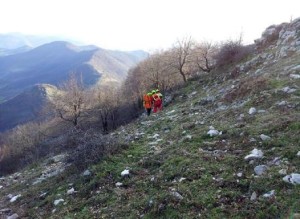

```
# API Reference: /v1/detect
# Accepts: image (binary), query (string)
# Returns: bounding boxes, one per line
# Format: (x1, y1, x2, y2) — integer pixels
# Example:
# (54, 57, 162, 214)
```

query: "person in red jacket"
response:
(152, 89, 163, 113)
(143, 92, 153, 116)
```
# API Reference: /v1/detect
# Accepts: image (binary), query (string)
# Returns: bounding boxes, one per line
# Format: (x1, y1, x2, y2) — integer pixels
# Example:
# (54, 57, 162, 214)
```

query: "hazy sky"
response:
(0, 0, 299, 51)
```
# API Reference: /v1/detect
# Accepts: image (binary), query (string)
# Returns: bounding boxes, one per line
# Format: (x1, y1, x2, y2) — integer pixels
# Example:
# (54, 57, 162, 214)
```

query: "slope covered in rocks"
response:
(0, 18, 300, 218)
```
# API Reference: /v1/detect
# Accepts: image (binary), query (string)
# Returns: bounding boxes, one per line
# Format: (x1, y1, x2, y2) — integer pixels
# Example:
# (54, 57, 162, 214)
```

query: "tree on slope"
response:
(50, 74, 86, 127)
(169, 37, 195, 82)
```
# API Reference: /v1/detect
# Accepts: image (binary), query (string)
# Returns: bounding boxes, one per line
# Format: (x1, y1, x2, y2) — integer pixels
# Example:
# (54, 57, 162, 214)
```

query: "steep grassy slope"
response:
(0, 48, 299, 218)
(1, 18, 300, 218)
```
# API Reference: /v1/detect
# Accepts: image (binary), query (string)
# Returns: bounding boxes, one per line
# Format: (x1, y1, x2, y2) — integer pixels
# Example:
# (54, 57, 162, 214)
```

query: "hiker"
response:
(143, 92, 153, 116)
(152, 89, 163, 113)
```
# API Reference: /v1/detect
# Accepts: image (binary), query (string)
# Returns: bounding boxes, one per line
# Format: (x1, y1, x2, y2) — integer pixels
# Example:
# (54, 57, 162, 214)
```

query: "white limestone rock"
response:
(283, 173, 300, 185)
(263, 190, 275, 198)
(115, 182, 123, 187)
(250, 191, 257, 201)
(83, 170, 91, 176)
(248, 107, 257, 115)
(244, 149, 263, 161)
(67, 187, 76, 195)
(7, 213, 19, 219)
(260, 134, 271, 141)
(121, 169, 130, 177)
(254, 165, 268, 175)
(207, 129, 220, 137)
(10, 194, 21, 203)
(54, 199, 64, 206)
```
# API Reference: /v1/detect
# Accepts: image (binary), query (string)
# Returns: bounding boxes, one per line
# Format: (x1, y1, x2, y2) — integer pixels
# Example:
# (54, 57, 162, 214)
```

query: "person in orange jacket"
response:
(152, 89, 163, 113)
(143, 92, 154, 116)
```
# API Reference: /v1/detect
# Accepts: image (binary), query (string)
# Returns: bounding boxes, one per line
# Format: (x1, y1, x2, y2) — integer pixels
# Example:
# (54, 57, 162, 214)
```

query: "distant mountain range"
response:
(0, 84, 57, 131)
(0, 32, 82, 52)
(0, 36, 148, 131)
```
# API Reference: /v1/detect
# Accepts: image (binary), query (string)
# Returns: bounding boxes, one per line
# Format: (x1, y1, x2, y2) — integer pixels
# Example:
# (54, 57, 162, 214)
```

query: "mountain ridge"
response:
(0, 41, 147, 102)
(0, 84, 58, 131)
(0, 41, 148, 131)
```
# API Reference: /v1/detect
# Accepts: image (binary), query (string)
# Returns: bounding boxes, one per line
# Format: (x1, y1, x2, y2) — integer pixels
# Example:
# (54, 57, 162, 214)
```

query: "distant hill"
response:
(0, 84, 57, 132)
(0, 41, 148, 102)
(0, 45, 33, 56)
(0, 32, 81, 51)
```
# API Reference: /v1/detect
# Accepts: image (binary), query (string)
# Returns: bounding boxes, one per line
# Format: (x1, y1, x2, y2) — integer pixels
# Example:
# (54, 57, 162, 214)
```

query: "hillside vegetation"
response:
(0, 18, 300, 218)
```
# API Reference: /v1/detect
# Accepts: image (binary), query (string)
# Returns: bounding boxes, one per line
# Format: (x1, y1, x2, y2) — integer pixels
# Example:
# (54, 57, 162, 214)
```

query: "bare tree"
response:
(169, 37, 195, 82)
(50, 74, 86, 127)
(191, 41, 217, 73)
(92, 87, 120, 133)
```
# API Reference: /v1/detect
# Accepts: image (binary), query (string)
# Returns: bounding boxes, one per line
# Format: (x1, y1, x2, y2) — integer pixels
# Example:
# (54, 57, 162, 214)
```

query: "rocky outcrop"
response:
(255, 17, 300, 58)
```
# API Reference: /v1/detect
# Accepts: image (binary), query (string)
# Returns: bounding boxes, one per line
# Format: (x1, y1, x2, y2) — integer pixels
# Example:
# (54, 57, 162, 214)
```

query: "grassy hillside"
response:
(0, 45, 299, 218)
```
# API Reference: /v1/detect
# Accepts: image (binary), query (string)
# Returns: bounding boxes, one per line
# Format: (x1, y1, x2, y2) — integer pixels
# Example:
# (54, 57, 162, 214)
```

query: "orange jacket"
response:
(143, 94, 153, 109)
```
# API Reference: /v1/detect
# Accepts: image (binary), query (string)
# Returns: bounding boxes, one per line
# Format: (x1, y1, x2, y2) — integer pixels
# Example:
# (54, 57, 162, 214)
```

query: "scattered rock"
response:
(152, 134, 160, 139)
(83, 170, 91, 176)
(260, 134, 271, 141)
(179, 177, 186, 182)
(290, 74, 300, 79)
(7, 213, 19, 219)
(53, 199, 64, 206)
(254, 165, 268, 175)
(207, 129, 221, 137)
(237, 113, 245, 121)
(10, 194, 21, 203)
(282, 86, 297, 93)
(67, 187, 76, 195)
(277, 101, 288, 106)
(279, 169, 287, 175)
(189, 91, 197, 97)
(166, 110, 176, 115)
(0, 208, 11, 214)
(283, 173, 300, 185)
(183, 135, 192, 140)
(248, 107, 257, 115)
(170, 190, 183, 200)
(250, 192, 257, 201)
(121, 169, 130, 177)
(244, 149, 263, 161)
(51, 154, 66, 163)
(115, 182, 123, 187)
(263, 190, 275, 198)
(268, 157, 281, 166)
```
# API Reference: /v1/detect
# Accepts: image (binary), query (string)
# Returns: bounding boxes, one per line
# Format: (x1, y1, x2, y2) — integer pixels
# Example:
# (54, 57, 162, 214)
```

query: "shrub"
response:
(0, 122, 49, 174)
(66, 129, 128, 171)
(214, 40, 254, 69)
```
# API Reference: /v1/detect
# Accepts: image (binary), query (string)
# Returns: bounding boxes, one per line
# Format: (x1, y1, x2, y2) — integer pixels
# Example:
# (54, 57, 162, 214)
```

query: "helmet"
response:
(151, 90, 156, 94)
(156, 89, 160, 92)
(147, 92, 152, 96)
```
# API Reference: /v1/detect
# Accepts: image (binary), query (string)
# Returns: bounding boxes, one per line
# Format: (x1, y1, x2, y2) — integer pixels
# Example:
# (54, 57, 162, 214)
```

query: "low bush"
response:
(214, 40, 254, 69)
(66, 129, 128, 171)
